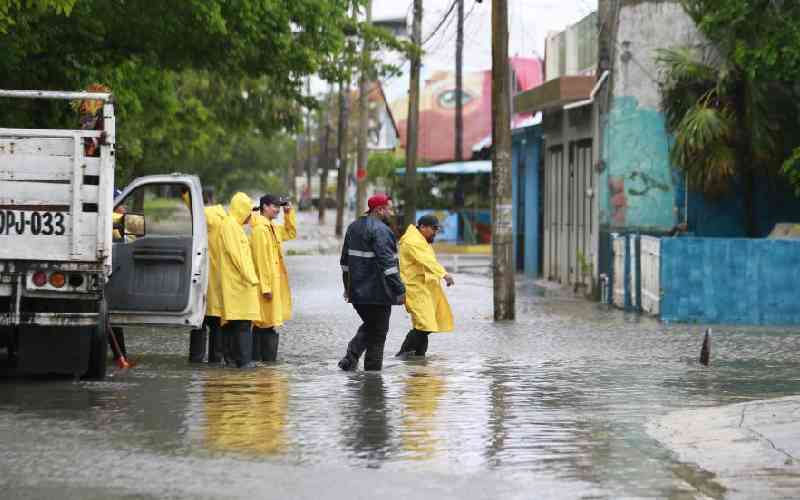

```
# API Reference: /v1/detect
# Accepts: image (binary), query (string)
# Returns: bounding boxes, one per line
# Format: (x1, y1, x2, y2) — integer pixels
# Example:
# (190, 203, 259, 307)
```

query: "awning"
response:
(513, 75, 595, 114)
(472, 112, 542, 152)
(395, 160, 491, 175)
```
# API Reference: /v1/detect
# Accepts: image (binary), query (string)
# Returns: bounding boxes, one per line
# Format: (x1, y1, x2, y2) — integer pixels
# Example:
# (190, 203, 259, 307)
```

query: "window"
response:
(117, 183, 193, 237)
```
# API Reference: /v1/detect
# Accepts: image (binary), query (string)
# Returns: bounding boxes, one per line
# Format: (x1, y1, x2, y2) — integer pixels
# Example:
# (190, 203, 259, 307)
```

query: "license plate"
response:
(0, 210, 67, 236)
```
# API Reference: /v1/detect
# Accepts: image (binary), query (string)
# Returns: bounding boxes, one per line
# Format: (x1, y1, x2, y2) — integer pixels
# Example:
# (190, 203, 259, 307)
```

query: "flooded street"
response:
(2, 254, 800, 499)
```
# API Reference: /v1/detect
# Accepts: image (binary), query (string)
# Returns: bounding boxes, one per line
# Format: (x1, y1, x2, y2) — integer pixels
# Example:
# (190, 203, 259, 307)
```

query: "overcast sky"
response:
(373, 0, 597, 100)
(309, 1, 597, 101)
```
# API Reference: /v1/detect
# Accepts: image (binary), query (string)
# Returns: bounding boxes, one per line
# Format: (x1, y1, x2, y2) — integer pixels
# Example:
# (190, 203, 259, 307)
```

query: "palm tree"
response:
(657, 47, 795, 236)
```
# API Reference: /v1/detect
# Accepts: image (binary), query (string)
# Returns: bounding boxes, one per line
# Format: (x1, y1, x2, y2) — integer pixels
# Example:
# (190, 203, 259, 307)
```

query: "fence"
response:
(640, 236, 661, 315)
(611, 234, 800, 325)
(660, 238, 800, 325)
(611, 234, 626, 309)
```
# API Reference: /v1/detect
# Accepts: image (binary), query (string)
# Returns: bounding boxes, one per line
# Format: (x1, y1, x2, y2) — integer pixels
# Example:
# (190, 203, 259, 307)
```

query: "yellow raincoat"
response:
(218, 192, 260, 322)
(250, 210, 297, 328)
(112, 211, 123, 241)
(204, 205, 227, 318)
(398, 224, 454, 332)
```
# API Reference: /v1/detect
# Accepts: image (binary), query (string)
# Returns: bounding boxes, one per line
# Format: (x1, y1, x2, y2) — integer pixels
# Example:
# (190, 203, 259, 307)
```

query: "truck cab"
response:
(0, 90, 207, 379)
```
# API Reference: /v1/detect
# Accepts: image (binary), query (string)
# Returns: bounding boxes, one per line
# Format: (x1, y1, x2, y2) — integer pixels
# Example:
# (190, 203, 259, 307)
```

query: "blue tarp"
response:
(395, 160, 491, 175)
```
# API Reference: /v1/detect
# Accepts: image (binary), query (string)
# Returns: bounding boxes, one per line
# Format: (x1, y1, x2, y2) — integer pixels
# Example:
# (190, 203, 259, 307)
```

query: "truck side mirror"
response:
(123, 213, 146, 238)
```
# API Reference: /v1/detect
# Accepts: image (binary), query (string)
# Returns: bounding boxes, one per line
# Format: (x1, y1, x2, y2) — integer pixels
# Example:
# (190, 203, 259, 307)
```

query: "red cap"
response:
(367, 193, 392, 212)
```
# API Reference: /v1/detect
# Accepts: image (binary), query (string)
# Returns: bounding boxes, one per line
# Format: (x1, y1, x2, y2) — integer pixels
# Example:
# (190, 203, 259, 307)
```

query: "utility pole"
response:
(318, 90, 332, 224)
(405, 0, 422, 227)
(491, 0, 514, 320)
(355, 0, 372, 215)
(335, 78, 351, 237)
(304, 77, 313, 205)
(455, 0, 464, 161)
(291, 137, 301, 200)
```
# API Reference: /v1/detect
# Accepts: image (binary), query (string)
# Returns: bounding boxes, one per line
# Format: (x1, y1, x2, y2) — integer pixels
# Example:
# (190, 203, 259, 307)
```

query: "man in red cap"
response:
(337, 193, 406, 371)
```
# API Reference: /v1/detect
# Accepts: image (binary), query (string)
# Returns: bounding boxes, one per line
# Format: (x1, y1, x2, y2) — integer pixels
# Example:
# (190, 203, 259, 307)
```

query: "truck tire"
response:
(84, 298, 108, 380)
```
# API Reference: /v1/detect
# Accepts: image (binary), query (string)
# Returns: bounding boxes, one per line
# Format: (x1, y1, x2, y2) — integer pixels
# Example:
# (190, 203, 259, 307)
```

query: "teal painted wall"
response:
(601, 96, 677, 232)
(512, 125, 541, 277)
(661, 238, 800, 325)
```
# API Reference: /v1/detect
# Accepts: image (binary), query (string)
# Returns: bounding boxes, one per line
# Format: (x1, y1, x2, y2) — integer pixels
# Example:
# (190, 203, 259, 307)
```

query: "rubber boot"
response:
(261, 328, 279, 362)
(251, 328, 263, 362)
(363, 337, 386, 371)
(189, 327, 207, 363)
(415, 332, 429, 356)
(339, 325, 368, 371)
(222, 328, 236, 367)
(395, 330, 417, 357)
(208, 323, 223, 363)
(236, 323, 254, 368)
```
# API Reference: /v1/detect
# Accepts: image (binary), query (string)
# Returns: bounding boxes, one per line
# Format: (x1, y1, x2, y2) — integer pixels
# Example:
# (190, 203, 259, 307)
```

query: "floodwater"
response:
(2, 255, 800, 499)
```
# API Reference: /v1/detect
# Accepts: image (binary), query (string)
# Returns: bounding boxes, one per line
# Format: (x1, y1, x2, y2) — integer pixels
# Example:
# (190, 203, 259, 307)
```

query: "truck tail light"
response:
(68, 274, 84, 287)
(32, 271, 47, 287)
(49, 272, 66, 288)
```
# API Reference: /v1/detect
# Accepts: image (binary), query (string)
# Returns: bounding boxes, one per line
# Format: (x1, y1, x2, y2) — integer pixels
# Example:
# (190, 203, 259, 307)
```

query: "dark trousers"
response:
(397, 329, 430, 356)
(189, 316, 223, 363)
(221, 320, 253, 368)
(341, 304, 392, 371)
(207, 316, 223, 363)
(252, 326, 279, 362)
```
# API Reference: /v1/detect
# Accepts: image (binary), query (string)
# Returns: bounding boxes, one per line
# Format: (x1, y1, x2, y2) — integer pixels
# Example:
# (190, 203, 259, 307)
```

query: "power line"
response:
(422, 0, 459, 46)
(427, 0, 478, 55)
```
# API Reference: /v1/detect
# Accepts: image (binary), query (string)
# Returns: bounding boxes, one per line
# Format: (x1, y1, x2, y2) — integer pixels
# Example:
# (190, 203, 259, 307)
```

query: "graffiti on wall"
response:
(602, 96, 676, 230)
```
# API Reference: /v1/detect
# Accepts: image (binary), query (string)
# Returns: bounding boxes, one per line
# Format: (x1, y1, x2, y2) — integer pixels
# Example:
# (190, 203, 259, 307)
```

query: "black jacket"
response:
(341, 216, 405, 305)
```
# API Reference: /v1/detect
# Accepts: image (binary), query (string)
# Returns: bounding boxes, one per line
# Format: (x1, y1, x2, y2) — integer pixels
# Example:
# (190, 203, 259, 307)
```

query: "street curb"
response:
(647, 396, 800, 498)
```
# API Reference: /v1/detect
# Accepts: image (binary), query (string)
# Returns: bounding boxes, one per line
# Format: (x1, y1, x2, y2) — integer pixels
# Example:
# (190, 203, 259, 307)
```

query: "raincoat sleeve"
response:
(411, 242, 448, 279)
(221, 221, 259, 286)
(251, 227, 273, 295)
(112, 212, 123, 241)
(275, 209, 297, 242)
(373, 228, 405, 297)
(204, 207, 219, 231)
(340, 231, 350, 291)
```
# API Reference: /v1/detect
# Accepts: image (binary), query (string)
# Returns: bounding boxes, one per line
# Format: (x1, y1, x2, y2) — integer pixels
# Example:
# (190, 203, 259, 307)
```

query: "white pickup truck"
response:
(0, 90, 208, 379)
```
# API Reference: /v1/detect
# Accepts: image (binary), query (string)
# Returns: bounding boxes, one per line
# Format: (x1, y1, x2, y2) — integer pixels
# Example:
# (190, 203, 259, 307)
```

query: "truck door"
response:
(107, 175, 207, 328)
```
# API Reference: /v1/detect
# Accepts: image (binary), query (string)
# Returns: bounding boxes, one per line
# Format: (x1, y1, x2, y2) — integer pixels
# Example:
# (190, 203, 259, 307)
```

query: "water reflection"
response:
(203, 368, 288, 455)
(400, 366, 446, 461)
(483, 360, 510, 468)
(6, 255, 800, 499)
(340, 374, 391, 465)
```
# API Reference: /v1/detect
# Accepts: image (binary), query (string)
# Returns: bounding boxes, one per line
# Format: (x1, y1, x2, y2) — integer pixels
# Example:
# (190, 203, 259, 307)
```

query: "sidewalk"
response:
(282, 209, 347, 256)
(283, 210, 493, 276)
(647, 396, 800, 499)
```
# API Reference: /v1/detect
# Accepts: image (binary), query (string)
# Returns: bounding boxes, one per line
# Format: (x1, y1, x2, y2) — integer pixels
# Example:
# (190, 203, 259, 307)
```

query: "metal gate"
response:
(542, 139, 594, 286)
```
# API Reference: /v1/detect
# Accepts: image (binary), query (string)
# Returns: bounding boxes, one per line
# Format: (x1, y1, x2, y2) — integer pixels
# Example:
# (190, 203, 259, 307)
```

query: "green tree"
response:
(658, 1, 800, 235)
(366, 151, 402, 190)
(0, 0, 356, 189)
(0, 0, 76, 32)
(681, 0, 800, 82)
(658, 47, 798, 236)
(678, 1, 800, 196)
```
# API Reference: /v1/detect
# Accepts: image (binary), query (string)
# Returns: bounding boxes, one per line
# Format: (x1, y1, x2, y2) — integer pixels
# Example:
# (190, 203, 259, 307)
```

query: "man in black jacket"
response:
(338, 193, 406, 371)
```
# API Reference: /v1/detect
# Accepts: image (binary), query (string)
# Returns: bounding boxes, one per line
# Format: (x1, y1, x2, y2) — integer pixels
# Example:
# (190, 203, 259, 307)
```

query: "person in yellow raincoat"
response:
(187, 188, 229, 364)
(250, 194, 296, 362)
(395, 214, 455, 357)
(218, 192, 261, 368)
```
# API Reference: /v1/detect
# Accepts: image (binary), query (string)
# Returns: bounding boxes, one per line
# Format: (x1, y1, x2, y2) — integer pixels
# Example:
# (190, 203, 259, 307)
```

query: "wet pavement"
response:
(2, 251, 800, 499)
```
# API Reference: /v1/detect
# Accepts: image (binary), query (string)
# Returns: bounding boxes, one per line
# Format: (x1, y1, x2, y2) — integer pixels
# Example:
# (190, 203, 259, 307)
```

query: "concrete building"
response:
(513, 11, 600, 290)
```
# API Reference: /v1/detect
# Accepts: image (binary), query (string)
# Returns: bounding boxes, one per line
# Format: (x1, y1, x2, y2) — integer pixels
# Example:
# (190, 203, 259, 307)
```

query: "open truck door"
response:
(107, 174, 207, 328)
